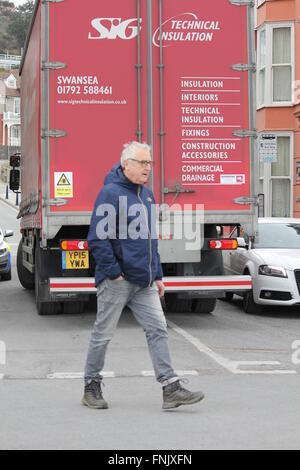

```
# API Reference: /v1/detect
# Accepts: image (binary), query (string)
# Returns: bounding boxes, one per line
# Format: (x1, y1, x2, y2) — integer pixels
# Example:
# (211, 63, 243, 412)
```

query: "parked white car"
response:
(223, 218, 300, 313)
(0, 228, 13, 281)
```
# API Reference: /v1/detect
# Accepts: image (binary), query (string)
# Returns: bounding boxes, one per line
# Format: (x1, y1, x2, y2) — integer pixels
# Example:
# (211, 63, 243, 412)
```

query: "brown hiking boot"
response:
(82, 380, 108, 409)
(162, 380, 205, 410)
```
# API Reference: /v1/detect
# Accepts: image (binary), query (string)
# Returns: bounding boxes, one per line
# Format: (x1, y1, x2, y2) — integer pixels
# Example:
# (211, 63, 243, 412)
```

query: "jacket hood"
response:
(104, 164, 139, 191)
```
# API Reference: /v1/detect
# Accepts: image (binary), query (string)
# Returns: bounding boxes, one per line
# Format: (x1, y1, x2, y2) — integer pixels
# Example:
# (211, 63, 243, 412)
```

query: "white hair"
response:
(120, 141, 151, 168)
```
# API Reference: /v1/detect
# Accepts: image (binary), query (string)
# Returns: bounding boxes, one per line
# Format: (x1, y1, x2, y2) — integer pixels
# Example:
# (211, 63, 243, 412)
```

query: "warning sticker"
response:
(54, 172, 73, 198)
(220, 174, 245, 185)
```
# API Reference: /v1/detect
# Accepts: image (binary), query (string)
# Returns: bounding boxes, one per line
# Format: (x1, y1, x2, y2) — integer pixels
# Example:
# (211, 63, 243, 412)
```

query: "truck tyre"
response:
(1, 269, 12, 281)
(63, 301, 85, 314)
(220, 292, 234, 302)
(192, 298, 216, 314)
(242, 290, 262, 315)
(17, 240, 34, 289)
(35, 244, 61, 315)
(225, 292, 234, 301)
(164, 293, 192, 313)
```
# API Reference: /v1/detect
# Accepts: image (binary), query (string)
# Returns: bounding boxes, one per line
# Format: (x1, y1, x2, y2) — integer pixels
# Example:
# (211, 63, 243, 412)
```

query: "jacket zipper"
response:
(137, 185, 152, 287)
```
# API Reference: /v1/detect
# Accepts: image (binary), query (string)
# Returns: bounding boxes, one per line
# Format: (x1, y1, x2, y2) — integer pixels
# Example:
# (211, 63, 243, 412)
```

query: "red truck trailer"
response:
(14, 0, 257, 315)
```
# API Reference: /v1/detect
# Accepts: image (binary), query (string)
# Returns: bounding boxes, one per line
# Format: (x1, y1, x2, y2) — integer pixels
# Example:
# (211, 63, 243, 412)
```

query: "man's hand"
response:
(155, 280, 165, 298)
(115, 275, 124, 281)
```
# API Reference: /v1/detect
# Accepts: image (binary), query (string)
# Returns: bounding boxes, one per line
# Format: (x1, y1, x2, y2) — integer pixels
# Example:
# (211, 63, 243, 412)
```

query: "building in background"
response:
(0, 69, 20, 160)
(0, 53, 22, 70)
(256, 0, 300, 217)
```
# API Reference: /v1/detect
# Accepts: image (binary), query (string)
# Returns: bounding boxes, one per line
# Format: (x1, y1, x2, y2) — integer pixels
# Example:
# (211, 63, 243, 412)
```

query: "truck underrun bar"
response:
(49, 276, 252, 293)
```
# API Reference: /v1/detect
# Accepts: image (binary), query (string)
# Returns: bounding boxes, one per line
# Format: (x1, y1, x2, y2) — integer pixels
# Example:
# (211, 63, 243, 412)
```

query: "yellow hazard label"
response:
(54, 172, 73, 198)
(57, 173, 71, 186)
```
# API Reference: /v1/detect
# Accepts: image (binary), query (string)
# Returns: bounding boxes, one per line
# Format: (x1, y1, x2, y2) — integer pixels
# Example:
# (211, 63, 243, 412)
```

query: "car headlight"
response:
(258, 265, 287, 278)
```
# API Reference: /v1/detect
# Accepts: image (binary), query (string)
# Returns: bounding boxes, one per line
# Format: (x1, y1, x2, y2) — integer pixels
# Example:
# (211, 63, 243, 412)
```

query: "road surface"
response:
(0, 200, 300, 450)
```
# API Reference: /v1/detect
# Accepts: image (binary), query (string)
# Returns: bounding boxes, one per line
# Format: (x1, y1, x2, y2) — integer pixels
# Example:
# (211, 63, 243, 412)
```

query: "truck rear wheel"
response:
(62, 301, 85, 314)
(219, 292, 234, 302)
(164, 293, 192, 313)
(17, 240, 34, 289)
(1, 269, 12, 281)
(192, 298, 216, 314)
(224, 292, 234, 302)
(35, 244, 61, 315)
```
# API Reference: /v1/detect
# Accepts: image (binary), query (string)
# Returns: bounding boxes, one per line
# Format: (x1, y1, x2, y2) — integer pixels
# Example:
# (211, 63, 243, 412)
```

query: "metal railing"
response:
(0, 54, 22, 68)
(0, 54, 22, 61)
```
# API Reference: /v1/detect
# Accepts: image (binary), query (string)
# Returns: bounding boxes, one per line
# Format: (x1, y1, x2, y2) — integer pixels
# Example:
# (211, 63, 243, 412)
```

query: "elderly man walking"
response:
(82, 141, 204, 410)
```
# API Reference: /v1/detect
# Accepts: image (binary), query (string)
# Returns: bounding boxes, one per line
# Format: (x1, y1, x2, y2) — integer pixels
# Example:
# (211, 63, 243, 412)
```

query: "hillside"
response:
(0, 1, 34, 56)
(0, 2, 19, 55)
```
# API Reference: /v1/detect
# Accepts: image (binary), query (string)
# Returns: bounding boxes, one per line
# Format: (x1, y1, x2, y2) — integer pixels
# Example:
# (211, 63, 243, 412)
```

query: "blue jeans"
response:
(84, 279, 178, 386)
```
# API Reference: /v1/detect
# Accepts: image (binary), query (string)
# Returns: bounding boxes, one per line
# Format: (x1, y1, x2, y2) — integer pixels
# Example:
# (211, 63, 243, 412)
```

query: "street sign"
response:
(259, 134, 277, 163)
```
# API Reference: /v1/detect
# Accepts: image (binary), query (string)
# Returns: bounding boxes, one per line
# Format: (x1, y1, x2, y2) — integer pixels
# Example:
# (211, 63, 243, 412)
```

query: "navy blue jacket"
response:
(88, 164, 163, 288)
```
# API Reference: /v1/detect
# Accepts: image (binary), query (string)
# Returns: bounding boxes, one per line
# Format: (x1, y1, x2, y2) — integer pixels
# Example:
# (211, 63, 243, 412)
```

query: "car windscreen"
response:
(254, 223, 300, 249)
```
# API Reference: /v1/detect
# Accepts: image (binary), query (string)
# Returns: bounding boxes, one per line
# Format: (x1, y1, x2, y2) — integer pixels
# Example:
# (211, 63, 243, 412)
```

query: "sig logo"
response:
(291, 340, 300, 365)
(88, 18, 142, 40)
(152, 12, 220, 48)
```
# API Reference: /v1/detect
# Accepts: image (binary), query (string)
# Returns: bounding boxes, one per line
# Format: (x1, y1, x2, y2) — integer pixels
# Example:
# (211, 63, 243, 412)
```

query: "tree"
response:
(7, 1, 34, 52)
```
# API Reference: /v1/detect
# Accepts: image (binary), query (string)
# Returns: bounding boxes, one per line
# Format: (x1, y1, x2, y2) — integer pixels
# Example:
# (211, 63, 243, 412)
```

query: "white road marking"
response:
(48, 370, 199, 380)
(142, 370, 198, 377)
(167, 319, 298, 375)
(1, 366, 297, 380)
(47, 372, 83, 379)
(167, 319, 238, 374)
(47, 371, 115, 379)
(233, 370, 297, 375)
(235, 361, 281, 366)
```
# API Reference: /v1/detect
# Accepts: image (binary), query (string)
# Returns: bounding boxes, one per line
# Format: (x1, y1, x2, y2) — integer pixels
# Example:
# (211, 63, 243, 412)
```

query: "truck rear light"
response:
(209, 239, 238, 250)
(61, 240, 88, 251)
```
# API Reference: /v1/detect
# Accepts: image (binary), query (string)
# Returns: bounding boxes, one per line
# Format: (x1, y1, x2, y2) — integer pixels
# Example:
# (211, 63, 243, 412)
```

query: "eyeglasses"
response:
(128, 158, 154, 168)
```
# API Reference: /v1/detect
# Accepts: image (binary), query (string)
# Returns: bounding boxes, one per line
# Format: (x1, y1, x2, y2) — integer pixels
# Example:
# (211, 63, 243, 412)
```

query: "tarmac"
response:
(0, 178, 20, 212)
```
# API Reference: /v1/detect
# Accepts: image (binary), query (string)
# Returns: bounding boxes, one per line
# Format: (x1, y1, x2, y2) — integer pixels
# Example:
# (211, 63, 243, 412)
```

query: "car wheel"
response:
(243, 290, 262, 314)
